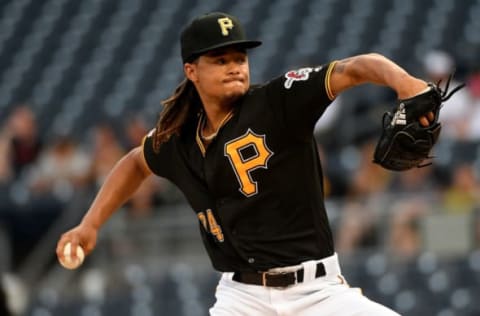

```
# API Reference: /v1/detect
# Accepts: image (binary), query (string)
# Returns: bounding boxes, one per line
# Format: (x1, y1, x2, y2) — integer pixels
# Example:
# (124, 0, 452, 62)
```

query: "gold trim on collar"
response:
(195, 109, 235, 157)
(195, 113, 207, 156)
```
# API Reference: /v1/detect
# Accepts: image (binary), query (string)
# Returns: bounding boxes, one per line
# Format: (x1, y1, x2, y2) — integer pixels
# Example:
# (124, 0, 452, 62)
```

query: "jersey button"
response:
(248, 258, 255, 264)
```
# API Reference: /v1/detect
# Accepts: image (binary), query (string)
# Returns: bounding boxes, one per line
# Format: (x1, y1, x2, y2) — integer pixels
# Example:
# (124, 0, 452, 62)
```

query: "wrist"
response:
(80, 216, 101, 231)
(396, 78, 428, 99)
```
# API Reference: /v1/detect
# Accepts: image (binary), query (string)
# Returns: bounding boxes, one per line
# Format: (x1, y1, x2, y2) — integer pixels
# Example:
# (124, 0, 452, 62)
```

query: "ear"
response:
(184, 63, 197, 82)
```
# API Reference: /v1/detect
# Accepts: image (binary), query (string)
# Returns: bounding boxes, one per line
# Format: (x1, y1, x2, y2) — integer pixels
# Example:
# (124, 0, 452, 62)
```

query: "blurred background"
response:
(0, 0, 479, 315)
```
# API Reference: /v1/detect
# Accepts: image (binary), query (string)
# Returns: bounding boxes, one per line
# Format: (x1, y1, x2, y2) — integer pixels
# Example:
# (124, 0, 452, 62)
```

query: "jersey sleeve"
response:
(265, 61, 337, 136)
(141, 129, 172, 178)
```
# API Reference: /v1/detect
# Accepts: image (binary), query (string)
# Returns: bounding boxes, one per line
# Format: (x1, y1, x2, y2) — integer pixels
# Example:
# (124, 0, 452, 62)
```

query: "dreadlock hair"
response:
(152, 78, 200, 153)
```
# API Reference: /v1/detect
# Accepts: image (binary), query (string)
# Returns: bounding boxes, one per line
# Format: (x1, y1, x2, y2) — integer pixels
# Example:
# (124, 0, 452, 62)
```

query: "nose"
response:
(227, 61, 241, 75)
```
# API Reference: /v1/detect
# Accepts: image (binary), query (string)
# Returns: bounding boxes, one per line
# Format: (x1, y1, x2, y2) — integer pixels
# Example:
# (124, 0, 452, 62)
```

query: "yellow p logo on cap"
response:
(217, 17, 234, 36)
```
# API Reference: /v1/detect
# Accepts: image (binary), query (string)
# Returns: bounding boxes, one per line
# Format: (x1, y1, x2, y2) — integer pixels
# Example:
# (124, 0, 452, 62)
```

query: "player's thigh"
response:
(303, 287, 401, 316)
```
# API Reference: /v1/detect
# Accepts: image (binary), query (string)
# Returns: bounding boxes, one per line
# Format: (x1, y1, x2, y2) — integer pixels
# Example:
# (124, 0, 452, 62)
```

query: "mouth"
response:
(223, 77, 244, 84)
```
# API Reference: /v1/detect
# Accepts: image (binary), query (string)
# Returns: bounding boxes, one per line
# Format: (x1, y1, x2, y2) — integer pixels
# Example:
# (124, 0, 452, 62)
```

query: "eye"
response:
(236, 56, 247, 64)
(216, 58, 226, 65)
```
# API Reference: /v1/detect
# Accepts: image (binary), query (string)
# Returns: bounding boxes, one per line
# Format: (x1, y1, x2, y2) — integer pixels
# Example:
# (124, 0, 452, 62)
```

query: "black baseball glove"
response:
(373, 76, 465, 171)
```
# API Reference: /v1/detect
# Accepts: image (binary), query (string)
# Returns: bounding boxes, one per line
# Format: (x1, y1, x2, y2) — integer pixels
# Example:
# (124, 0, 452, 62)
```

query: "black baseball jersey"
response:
(143, 62, 337, 272)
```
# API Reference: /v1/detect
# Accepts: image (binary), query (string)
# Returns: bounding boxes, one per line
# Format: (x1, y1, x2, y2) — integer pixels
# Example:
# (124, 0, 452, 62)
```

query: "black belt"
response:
(232, 262, 326, 287)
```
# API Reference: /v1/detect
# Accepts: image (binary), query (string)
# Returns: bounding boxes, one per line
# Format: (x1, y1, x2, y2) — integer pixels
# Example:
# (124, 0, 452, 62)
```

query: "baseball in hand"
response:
(59, 242, 85, 270)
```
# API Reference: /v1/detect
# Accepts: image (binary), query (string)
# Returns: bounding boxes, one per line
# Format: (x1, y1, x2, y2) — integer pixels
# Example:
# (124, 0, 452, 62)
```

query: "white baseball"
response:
(59, 242, 85, 270)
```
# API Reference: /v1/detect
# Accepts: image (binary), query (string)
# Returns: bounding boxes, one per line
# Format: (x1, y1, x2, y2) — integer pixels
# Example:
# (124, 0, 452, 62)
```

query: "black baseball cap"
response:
(181, 12, 262, 63)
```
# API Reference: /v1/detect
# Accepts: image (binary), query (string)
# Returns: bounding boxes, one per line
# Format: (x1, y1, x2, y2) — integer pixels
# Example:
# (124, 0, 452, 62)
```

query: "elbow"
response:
(365, 52, 385, 59)
(361, 52, 390, 62)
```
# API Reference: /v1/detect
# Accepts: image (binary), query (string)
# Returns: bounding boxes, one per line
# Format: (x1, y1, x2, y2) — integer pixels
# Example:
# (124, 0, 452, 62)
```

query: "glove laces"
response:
(436, 71, 466, 102)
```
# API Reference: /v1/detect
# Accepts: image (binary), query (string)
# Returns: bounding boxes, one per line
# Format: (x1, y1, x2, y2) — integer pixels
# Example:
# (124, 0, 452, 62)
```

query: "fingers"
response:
(419, 111, 435, 127)
(56, 231, 80, 262)
(427, 111, 434, 122)
(57, 225, 97, 268)
(69, 237, 80, 261)
(419, 116, 429, 127)
(56, 234, 68, 263)
(56, 235, 72, 262)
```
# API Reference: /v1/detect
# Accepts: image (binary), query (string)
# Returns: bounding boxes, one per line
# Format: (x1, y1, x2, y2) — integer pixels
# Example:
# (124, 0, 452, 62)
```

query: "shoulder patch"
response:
(284, 66, 323, 89)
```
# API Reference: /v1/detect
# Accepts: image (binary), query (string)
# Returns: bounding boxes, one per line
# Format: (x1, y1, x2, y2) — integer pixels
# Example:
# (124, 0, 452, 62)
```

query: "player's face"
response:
(185, 47, 250, 105)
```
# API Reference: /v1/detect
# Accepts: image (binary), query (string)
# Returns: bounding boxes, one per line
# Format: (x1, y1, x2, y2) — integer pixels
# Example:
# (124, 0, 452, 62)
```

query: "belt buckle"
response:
(262, 271, 292, 287)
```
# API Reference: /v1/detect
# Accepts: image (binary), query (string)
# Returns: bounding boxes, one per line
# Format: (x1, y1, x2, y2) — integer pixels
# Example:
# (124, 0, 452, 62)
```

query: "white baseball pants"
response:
(210, 253, 400, 316)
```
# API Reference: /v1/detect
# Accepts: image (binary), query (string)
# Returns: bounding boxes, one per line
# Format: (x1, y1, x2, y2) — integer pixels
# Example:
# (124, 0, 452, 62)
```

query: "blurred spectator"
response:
(0, 105, 42, 181)
(123, 115, 149, 150)
(87, 123, 168, 217)
(127, 176, 166, 218)
(27, 135, 91, 202)
(442, 163, 480, 214)
(335, 201, 378, 254)
(422, 50, 473, 141)
(387, 166, 438, 197)
(88, 124, 125, 189)
(465, 68, 480, 139)
(388, 199, 430, 259)
(0, 105, 48, 267)
(347, 140, 391, 199)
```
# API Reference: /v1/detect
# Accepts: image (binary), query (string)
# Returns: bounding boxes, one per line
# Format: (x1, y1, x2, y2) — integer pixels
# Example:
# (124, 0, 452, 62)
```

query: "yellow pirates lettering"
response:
(224, 129, 274, 197)
(217, 17, 234, 36)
